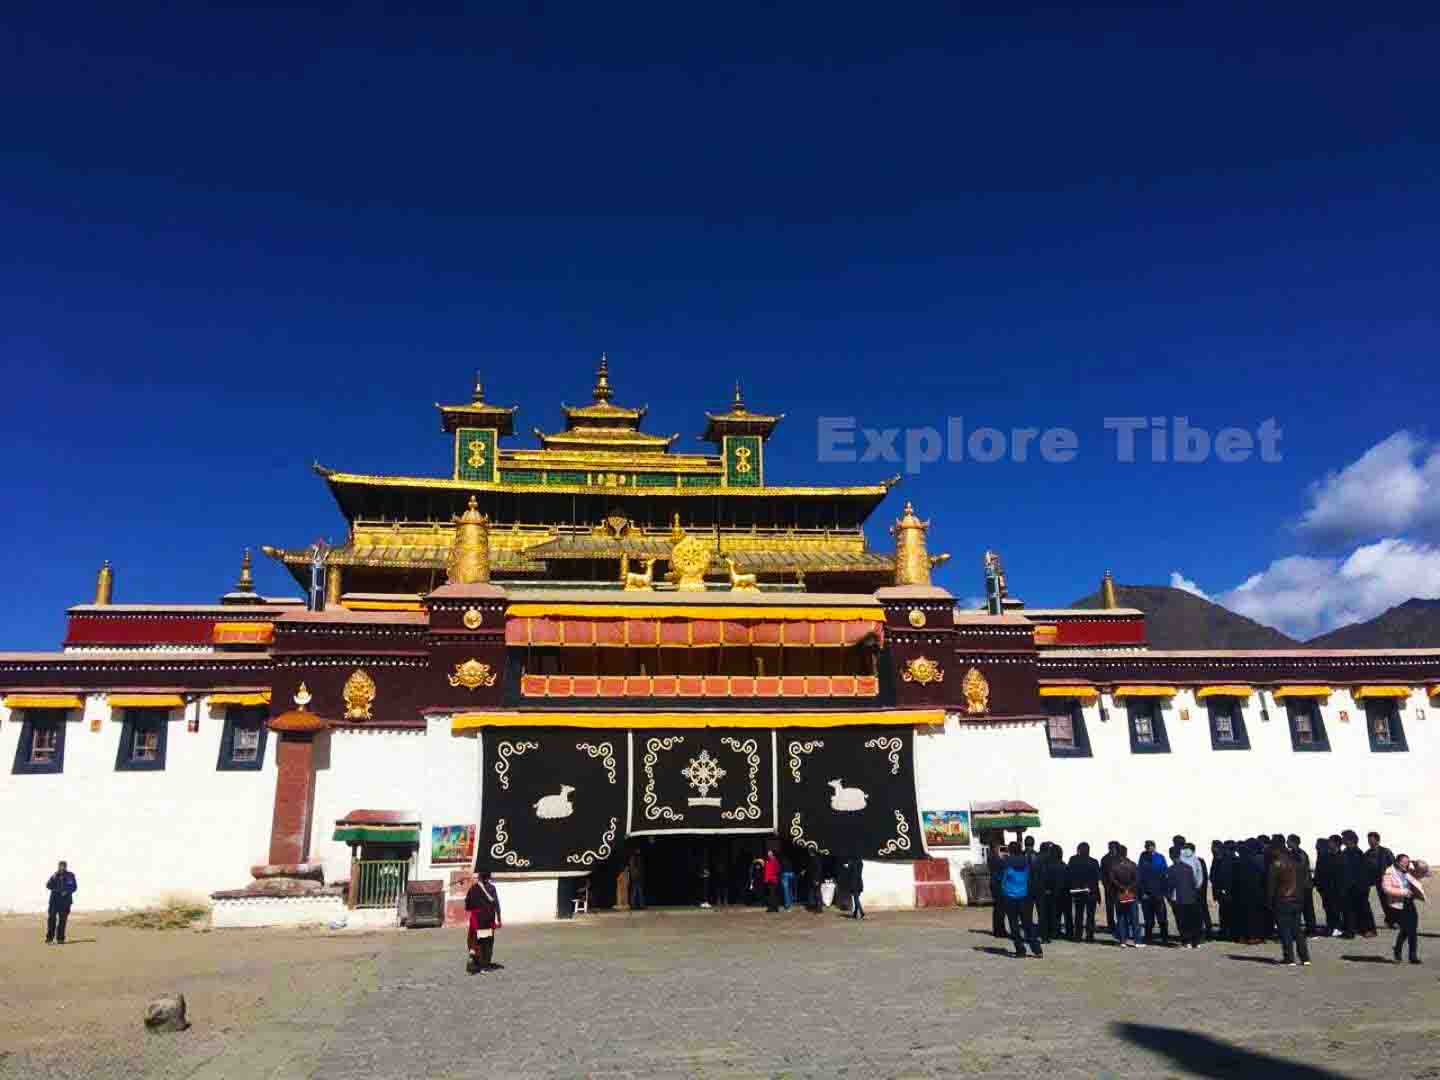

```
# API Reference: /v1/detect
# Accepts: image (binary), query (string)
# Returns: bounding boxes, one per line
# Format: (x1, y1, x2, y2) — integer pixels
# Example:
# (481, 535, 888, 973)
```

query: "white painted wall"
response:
(0, 696, 276, 913)
(308, 718, 480, 887)
(916, 689, 1440, 864)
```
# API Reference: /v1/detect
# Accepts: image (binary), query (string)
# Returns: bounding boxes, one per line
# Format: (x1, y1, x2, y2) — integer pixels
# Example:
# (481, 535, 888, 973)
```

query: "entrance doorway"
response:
(627, 835, 775, 907)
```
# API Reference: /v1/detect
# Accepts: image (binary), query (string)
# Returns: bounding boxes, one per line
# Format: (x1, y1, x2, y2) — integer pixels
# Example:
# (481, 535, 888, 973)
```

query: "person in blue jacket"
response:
(1137, 841, 1172, 945)
(999, 842, 1043, 959)
(45, 860, 77, 945)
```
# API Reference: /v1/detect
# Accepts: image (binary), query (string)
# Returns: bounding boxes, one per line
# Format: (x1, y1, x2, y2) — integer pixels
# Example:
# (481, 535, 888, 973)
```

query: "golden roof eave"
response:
(316, 468, 898, 499)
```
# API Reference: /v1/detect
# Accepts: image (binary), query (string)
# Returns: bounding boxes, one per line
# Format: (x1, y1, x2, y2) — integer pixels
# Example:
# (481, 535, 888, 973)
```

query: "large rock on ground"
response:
(144, 993, 189, 1033)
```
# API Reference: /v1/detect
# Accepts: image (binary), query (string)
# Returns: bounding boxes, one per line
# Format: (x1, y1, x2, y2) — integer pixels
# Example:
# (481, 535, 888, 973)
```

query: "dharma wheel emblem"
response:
(342, 668, 376, 720)
(449, 658, 498, 690)
(902, 656, 944, 686)
(963, 666, 990, 715)
(462, 607, 483, 630)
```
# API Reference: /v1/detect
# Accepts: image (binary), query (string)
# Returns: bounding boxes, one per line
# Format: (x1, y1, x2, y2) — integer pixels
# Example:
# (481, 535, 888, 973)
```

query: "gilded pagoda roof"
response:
(701, 382, 783, 444)
(436, 376, 518, 435)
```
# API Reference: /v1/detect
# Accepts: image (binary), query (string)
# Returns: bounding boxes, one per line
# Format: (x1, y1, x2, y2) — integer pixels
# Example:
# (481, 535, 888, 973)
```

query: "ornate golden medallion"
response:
(342, 669, 376, 720)
(669, 534, 712, 592)
(963, 666, 990, 715)
(462, 606, 483, 630)
(448, 658, 498, 690)
(907, 608, 926, 628)
(902, 656, 944, 685)
(293, 682, 313, 709)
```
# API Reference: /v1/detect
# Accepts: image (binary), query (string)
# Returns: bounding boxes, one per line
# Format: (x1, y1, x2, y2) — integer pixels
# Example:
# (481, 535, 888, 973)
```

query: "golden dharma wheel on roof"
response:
(669, 534, 712, 591)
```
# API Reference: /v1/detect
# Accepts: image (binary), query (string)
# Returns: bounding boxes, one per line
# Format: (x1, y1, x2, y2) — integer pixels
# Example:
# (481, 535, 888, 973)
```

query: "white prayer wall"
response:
(915, 688, 1440, 866)
(0, 696, 276, 913)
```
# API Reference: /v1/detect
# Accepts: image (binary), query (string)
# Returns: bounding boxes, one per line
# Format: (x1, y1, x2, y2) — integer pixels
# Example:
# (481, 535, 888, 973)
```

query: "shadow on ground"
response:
(1113, 1022, 1348, 1078)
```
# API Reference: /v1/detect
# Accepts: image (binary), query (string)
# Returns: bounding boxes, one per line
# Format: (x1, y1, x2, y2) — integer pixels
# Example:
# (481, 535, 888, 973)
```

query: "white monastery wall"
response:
(917, 688, 1439, 865)
(0, 696, 276, 913)
(308, 718, 480, 885)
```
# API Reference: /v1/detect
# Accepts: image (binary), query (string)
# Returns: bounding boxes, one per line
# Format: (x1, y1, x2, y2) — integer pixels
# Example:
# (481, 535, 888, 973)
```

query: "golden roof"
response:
(436, 374, 518, 435)
(702, 382, 783, 443)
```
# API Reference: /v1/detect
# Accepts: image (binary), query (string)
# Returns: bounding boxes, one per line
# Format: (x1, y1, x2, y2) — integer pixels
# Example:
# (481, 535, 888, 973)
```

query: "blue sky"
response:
(4, 4, 1439, 647)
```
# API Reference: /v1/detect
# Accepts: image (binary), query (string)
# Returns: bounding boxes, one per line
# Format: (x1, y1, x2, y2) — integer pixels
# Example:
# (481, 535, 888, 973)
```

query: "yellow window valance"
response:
(1354, 686, 1411, 699)
(1196, 685, 1253, 699)
(3, 694, 85, 709)
(1272, 686, 1331, 699)
(1431, 685, 1440, 697)
(209, 691, 271, 706)
(451, 708, 943, 732)
(1038, 686, 1098, 699)
(505, 602, 882, 622)
(108, 694, 185, 707)
(1112, 685, 1177, 698)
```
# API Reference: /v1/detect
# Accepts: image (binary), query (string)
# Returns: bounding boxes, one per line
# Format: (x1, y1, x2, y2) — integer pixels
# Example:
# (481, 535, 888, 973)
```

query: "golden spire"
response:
(1101, 569, 1118, 609)
(890, 501, 950, 586)
(472, 371, 485, 403)
(94, 560, 114, 605)
(446, 496, 491, 584)
(732, 380, 745, 413)
(592, 353, 612, 403)
(233, 549, 256, 594)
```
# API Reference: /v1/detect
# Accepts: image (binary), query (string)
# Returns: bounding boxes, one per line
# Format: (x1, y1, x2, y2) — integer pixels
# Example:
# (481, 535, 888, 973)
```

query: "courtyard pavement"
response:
(2, 906, 1438, 1078)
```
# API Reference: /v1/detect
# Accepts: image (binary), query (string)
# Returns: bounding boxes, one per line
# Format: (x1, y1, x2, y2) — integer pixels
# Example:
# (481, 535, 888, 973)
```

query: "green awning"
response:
(972, 813, 1041, 830)
(333, 825, 419, 845)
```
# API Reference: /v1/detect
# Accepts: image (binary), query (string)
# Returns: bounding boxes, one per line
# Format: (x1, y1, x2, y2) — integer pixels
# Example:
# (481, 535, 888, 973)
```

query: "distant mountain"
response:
(1305, 598, 1440, 650)
(1067, 584, 1301, 650)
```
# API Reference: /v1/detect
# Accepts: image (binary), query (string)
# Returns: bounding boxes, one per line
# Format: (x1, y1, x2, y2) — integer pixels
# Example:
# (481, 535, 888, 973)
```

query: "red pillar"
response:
(268, 733, 319, 866)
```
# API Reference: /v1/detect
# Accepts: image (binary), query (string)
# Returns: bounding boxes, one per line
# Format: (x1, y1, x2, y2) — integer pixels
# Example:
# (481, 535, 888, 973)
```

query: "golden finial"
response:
(890, 501, 950, 586)
(1101, 569, 1118, 610)
(670, 511, 685, 541)
(94, 560, 114, 605)
(293, 682, 312, 710)
(732, 380, 745, 413)
(233, 548, 255, 594)
(472, 371, 485, 403)
(446, 496, 492, 584)
(592, 352, 612, 403)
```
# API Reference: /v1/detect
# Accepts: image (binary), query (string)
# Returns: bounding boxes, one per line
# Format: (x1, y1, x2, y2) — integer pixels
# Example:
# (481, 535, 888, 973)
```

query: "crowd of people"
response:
(988, 829, 1427, 966)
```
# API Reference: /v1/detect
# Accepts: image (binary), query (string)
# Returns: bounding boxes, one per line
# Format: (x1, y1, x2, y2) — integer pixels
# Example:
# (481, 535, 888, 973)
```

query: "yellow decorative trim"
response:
(321, 469, 891, 499)
(108, 694, 184, 707)
(1431, 685, 1440, 697)
(505, 603, 881, 621)
(1272, 685, 1332, 699)
(209, 692, 271, 706)
(212, 621, 275, 644)
(1195, 685, 1253, 699)
(451, 709, 943, 732)
(1353, 685, 1412, 699)
(1111, 685, 1177, 698)
(1038, 686, 1097, 699)
(3, 694, 85, 709)
(341, 599, 425, 611)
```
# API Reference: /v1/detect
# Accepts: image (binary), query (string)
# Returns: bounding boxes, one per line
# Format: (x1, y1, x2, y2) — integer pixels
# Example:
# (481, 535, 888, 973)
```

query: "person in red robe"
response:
(466, 872, 503, 974)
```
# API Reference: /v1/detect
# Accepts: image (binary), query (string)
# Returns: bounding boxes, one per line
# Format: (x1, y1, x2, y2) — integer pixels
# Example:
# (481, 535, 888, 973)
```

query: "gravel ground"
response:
(1, 906, 1437, 1079)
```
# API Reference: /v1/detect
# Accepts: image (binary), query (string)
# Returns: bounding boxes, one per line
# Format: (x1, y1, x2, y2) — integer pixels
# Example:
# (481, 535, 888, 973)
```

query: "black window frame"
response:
(1364, 699, 1409, 753)
(115, 707, 170, 771)
(1206, 696, 1251, 751)
(1126, 698, 1171, 754)
(11, 708, 68, 775)
(1285, 699, 1330, 752)
(1044, 699, 1092, 758)
(217, 705, 270, 771)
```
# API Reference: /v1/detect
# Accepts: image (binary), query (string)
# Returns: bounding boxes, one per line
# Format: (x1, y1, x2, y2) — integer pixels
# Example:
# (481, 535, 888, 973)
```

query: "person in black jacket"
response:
(987, 842, 1007, 938)
(1066, 842, 1101, 942)
(45, 861, 77, 945)
(1211, 842, 1234, 940)
(1314, 837, 1340, 935)
(1341, 830, 1377, 938)
(1036, 844, 1066, 943)
(1286, 834, 1316, 936)
(1099, 841, 1120, 932)
(1366, 832, 1396, 928)
(806, 851, 825, 914)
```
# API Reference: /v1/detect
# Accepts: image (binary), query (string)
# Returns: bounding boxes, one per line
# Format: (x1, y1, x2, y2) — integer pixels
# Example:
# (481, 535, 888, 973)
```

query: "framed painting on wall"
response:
(430, 824, 477, 866)
(922, 809, 972, 849)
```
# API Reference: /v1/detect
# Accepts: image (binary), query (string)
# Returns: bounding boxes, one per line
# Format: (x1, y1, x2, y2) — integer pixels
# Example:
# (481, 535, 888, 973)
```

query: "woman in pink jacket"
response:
(1381, 854, 1425, 964)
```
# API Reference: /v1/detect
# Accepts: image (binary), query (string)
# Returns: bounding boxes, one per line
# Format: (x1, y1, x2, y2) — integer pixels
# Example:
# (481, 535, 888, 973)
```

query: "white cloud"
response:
(1299, 431, 1440, 545)
(960, 595, 988, 611)
(1168, 571, 1210, 600)
(1215, 538, 1440, 639)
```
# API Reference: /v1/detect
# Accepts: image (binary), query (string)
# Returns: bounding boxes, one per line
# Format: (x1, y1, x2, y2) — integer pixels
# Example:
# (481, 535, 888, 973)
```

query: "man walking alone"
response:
(45, 861, 77, 945)
(1266, 842, 1312, 967)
